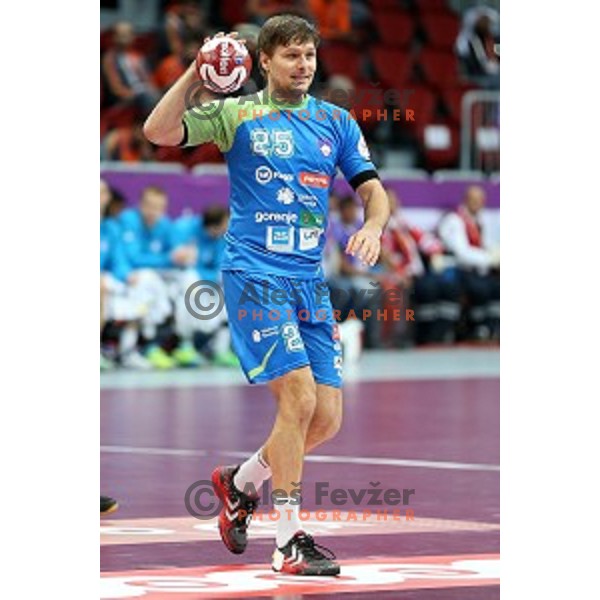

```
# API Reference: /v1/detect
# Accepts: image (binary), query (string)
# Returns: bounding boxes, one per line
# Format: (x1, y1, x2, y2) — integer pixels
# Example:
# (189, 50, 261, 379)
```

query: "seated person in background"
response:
(163, 0, 207, 58)
(102, 21, 160, 115)
(101, 179, 156, 370)
(101, 124, 156, 163)
(455, 6, 500, 89)
(154, 40, 199, 92)
(381, 188, 461, 345)
(106, 188, 127, 219)
(327, 195, 384, 349)
(118, 186, 201, 368)
(438, 185, 500, 341)
(308, 0, 351, 41)
(170, 205, 239, 367)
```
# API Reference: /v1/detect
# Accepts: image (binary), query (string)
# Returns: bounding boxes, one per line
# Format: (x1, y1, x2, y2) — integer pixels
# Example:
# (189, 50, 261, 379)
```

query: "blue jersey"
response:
(100, 217, 131, 281)
(119, 208, 174, 270)
(183, 91, 377, 278)
(171, 214, 226, 281)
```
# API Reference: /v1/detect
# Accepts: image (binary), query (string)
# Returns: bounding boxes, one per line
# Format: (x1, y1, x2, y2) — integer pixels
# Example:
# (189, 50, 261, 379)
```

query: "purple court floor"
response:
(101, 348, 500, 598)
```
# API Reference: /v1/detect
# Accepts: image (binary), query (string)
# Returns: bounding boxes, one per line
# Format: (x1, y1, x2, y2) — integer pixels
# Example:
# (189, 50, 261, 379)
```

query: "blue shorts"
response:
(222, 270, 342, 388)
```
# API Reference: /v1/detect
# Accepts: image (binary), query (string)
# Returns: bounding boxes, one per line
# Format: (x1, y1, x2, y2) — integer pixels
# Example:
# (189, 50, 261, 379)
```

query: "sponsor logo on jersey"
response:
(255, 166, 294, 185)
(299, 172, 331, 189)
(252, 326, 280, 342)
(300, 209, 325, 228)
(298, 193, 318, 208)
(358, 134, 371, 160)
(318, 138, 333, 157)
(255, 211, 298, 224)
(266, 225, 295, 252)
(299, 227, 322, 250)
(276, 187, 295, 205)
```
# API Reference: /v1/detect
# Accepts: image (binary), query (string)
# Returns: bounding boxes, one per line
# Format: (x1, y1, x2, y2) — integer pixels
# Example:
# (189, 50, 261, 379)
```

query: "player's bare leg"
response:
(304, 384, 343, 454)
(262, 366, 317, 498)
(262, 367, 340, 575)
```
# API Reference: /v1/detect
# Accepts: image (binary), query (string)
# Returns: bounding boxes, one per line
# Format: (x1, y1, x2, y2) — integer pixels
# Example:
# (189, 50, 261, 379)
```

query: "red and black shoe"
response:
(272, 531, 340, 576)
(211, 465, 259, 554)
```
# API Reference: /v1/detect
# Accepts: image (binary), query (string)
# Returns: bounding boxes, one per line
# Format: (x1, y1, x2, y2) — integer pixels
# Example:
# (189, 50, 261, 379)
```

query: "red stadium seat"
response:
(420, 14, 460, 51)
(403, 86, 438, 134)
(418, 121, 460, 170)
(183, 144, 225, 167)
(220, 0, 248, 28)
(132, 32, 159, 58)
(319, 43, 363, 80)
(439, 85, 476, 125)
(369, 0, 404, 9)
(349, 81, 387, 131)
(100, 30, 113, 53)
(414, 0, 454, 15)
(418, 49, 461, 89)
(373, 11, 415, 48)
(100, 104, 138, 137)
(370, 46, 413, 90)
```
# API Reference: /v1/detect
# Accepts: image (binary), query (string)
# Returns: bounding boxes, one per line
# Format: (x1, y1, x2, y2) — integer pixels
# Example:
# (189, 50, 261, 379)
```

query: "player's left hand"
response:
(346, 224, 383, 267)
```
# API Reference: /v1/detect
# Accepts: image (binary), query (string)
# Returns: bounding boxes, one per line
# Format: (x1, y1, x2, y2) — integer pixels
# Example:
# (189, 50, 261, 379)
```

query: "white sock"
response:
(275, 499, 302, 548)
(233, 449, 272, 497)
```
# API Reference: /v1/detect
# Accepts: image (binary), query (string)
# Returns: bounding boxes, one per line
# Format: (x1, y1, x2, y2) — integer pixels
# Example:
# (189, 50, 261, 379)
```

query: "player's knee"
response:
(312, 393, 343, 443)
(277, 370, 317, 426)
(320, 410, 342, 442)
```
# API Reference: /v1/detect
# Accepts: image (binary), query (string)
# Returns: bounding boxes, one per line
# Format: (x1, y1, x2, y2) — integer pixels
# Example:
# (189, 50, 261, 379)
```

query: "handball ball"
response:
(196, 37, 252, 94)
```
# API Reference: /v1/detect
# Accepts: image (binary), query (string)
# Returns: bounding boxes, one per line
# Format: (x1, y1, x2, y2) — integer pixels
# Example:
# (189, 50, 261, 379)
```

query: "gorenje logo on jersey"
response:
(255, 166, 294, 185)
(299, 172, 330, 189)
(255, 211, 298, 224)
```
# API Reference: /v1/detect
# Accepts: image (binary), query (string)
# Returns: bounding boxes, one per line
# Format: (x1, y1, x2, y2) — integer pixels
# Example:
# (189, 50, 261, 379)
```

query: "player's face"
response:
(262, 41, 317, 97)
(140, 191, 167, 227)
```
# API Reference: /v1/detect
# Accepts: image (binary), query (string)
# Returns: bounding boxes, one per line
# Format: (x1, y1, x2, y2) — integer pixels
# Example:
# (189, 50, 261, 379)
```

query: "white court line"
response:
(100, 445, 498, 472)
(101, 445, 207, 457)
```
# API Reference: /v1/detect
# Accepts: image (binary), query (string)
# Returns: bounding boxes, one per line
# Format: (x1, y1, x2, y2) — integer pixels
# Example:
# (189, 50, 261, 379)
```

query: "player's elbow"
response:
(143, 117, 164, 146)
(143, 117, 181, 147)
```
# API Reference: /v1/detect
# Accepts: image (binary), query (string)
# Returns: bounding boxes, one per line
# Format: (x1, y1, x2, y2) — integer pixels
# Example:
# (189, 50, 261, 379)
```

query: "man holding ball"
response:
(144, 14, 389, 576)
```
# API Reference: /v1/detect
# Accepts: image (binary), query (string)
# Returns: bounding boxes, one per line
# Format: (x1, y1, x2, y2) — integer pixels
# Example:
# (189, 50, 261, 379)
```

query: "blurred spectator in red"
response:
(308, 0, 350, 40)
(164, 0, 207, 57)
(102, 21, 160, 115)
(456, 6, 499, 88)
(438, 185, 500, 340)
(381, 188, 461, 345)
(246, 0, 310, 25)
(101, 124, 156, 162)
(154, 40, 199, 91)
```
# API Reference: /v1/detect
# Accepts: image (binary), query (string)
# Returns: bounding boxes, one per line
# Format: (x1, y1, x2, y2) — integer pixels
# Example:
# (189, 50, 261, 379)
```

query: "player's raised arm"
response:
(143, 32, 246, 147)
(143, 61, 198, 146)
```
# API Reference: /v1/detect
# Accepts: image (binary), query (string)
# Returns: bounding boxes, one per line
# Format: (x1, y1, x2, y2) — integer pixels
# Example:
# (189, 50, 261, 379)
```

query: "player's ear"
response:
(259, 51, 270, 74)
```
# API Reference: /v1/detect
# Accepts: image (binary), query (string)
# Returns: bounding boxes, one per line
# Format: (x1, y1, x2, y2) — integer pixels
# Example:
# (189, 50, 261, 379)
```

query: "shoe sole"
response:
(211, 468, 246, 555)
(271, 564, 340, 576)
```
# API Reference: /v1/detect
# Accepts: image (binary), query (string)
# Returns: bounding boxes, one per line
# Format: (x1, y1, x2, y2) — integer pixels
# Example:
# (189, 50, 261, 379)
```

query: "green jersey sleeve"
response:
(182, 98, 246, 153)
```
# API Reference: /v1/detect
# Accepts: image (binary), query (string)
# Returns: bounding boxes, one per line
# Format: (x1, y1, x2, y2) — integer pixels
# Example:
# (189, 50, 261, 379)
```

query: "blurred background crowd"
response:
(100, 0, 500, 370)
(101, 0, 499, 171)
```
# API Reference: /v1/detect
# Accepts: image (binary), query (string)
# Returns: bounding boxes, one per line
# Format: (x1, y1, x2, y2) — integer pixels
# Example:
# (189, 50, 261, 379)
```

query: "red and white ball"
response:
(196, 37, 252, 94)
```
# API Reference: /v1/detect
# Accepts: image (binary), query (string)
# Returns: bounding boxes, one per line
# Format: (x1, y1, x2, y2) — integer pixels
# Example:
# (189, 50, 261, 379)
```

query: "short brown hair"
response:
(257, 14, 320, 59)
